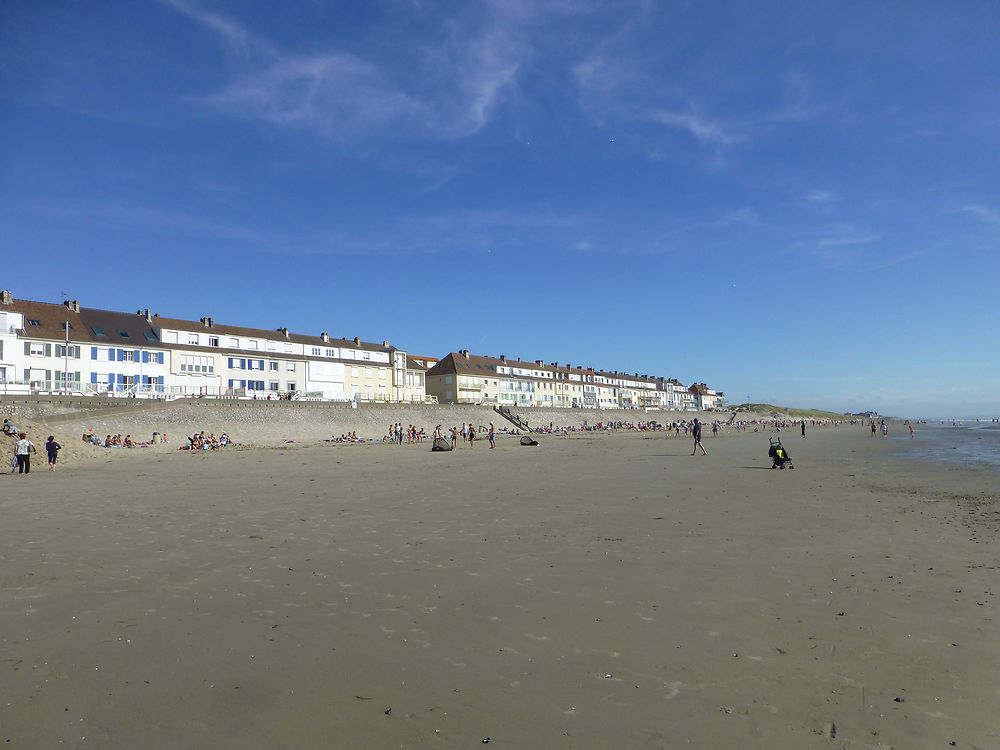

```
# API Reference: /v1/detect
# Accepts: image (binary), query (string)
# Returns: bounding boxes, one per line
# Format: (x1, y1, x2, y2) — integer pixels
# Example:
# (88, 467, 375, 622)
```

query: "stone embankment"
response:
(1, 397, 733, 465)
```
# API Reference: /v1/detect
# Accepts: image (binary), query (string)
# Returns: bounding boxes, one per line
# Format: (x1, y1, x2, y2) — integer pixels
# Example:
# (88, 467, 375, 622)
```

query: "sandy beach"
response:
(1, 405, 997, 749)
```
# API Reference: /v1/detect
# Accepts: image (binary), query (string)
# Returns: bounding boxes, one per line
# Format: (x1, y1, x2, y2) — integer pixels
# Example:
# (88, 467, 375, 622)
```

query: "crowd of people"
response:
(180, 431, 231, 450)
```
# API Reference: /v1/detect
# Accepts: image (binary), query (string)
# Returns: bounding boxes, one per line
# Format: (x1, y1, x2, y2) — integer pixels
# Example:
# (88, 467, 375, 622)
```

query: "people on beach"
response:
(488, 422, 496, 449)
(691, 419, 708, 456)
(468, 424, 476, 448)
(45, 436, 61, 471)
(450, 426, 458, 449)
(801, 421, 806, 438)
(2, 419, 18, 438)
(14, 433, 36, 474)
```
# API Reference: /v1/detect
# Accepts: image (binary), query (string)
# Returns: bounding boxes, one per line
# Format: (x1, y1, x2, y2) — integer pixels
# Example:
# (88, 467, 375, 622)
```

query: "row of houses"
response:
(0, 291, 723, 411)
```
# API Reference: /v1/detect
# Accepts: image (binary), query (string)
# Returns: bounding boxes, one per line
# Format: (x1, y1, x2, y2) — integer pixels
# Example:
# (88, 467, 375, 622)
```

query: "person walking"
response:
(45, 435, 62, 471)
(690, 419, 708, 456)
(468, 424, 476, 449)
(14, 433, 36, 474)
(488, 422, 496, 449)
(801, 421, 806, 438)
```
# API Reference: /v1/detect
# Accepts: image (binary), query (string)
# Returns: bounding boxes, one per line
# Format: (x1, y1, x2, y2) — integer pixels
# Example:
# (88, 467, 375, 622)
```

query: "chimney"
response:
(0, 290, 11, 305)
(536, 359, 544, 366)
(320, 332, 329, 343)
(353, 336, 361, 345)
(383, 340, 390, 347)
(277, 327, 289, 337)
(64, 299, 80, 313)
(462, 350, 470, 358)
(142, 309, 152, 322)
(200, 316, 214, 328)
(500, 354, 506, 363)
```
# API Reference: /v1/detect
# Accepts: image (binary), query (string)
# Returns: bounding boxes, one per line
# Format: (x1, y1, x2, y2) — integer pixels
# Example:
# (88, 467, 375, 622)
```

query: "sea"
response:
(891, 419, 1000, 472)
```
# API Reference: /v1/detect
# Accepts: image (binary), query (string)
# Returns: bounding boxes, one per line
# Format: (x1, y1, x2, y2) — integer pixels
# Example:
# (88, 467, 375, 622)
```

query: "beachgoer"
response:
(468, 424, 476, 448)
(801, 421, 806, 438)
(14, 433, 36, 474)
(450, 427, 458, 449)
(488, 422, 496, 449)
(2, 419, 18, 437)
(45, 436, 62, 471)
(691, 419, 708, 456)
(909, 424, 914, 438)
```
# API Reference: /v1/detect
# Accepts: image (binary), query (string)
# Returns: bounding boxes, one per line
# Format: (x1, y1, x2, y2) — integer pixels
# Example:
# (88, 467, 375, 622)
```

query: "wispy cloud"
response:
(958, 204, 1000, 224)
(648, 109, 741, 146)
(165, 0, 530, 142)
(805, 190, 839, 206)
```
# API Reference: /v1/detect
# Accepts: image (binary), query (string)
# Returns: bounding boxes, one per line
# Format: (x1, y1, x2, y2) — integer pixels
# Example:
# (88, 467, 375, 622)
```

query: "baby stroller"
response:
(768, 437, 794, 469)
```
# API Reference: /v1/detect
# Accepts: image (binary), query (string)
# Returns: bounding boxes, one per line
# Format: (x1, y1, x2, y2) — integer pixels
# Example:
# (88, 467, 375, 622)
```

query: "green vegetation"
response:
(730, 403, 850, 420)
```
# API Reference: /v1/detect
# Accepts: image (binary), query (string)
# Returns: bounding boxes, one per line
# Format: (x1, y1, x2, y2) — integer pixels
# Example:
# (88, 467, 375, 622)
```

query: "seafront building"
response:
(0, 290, 721, 410)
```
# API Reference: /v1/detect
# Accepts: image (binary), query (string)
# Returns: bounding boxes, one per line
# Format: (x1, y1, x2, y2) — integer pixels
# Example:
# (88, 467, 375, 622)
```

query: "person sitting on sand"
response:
(3, 419, 19, 438)
(124, 435, 135, 448)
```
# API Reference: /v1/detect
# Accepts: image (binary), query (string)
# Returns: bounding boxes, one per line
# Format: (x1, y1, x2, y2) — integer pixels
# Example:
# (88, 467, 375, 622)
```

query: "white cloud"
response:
(958, 204, 1000, 224)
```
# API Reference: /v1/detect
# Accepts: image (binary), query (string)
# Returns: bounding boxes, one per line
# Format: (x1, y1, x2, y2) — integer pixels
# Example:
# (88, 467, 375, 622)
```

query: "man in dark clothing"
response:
(691, 419, 708, 456)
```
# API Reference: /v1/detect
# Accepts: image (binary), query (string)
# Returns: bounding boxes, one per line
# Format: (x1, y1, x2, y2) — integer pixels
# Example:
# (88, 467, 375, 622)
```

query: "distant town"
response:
(0, 290, 722, 411)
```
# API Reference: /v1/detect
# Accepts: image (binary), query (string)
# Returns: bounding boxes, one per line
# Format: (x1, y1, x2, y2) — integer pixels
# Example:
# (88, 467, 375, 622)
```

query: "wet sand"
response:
(1, 426, 997, 749)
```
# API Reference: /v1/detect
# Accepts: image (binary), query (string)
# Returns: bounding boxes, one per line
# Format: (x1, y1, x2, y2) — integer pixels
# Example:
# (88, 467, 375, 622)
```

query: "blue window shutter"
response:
(44, 343, 51, 357)
(142, 351, 148, 363)
(228, 358, 233, 368)
(258, 360, 264, 370)
(91, 372, 98, 384)
(134, 349, 141, 361)
(116, 349, 124, 362)
(158, 352, 164, 364)
(91, 347, 98, 360)
(240, 358, 246, 369)
(158, 376, 164, 385)
(117, 373, 125, 384)
(108, 348, 114, 361)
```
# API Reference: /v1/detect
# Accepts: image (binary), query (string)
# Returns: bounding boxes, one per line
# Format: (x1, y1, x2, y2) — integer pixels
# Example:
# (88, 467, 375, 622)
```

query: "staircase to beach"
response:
(494, 405, 529, 431)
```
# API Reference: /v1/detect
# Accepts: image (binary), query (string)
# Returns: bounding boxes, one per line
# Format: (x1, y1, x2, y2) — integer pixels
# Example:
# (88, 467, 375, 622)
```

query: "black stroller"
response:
(768, 437, 794, 469)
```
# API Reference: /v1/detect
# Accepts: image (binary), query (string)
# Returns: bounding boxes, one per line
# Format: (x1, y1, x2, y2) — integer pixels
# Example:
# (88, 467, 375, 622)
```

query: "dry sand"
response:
(1, 407, 997, 749)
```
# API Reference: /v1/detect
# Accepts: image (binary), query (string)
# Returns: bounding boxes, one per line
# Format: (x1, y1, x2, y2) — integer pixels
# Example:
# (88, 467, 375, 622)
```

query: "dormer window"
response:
(93, 327, 106, 337)
(118, 330, 130, 339)
(28, 319, 40, 326)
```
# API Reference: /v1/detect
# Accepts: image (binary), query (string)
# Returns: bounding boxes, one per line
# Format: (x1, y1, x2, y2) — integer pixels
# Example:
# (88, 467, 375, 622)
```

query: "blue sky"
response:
(2, 1, 998, 418)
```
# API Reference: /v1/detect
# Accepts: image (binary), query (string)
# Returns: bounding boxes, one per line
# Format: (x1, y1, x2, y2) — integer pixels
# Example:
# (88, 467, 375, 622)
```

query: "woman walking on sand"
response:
(45, 435, 62, 471)
(14, 433, 36, 474)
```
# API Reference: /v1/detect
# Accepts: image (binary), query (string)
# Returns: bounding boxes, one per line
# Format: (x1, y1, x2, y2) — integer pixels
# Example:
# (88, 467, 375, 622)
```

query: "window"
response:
(92, 327, 106, 337)
(269, 361, 278, 371)
(248, 340, 259, 350)
(365, 367, 373, 378)
(144, 332, 157, 341)
(286, 362, 295, 372)
(325, 349, 335, 357)
(269, 381, 279, 391)
(188, 335, 199, 345)
(118, 330, 130, 339)
(287, 382, 296, 392)
(122, 350, 135, 362)
(209, 337, 219, 347)
(28, 319, 40, 327)
(311, 347, 321, 356)
(351, 366, 359, 377)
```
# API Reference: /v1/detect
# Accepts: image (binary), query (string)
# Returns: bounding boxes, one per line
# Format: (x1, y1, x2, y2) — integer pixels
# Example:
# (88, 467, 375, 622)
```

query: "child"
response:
(46, 436, 62, 471)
